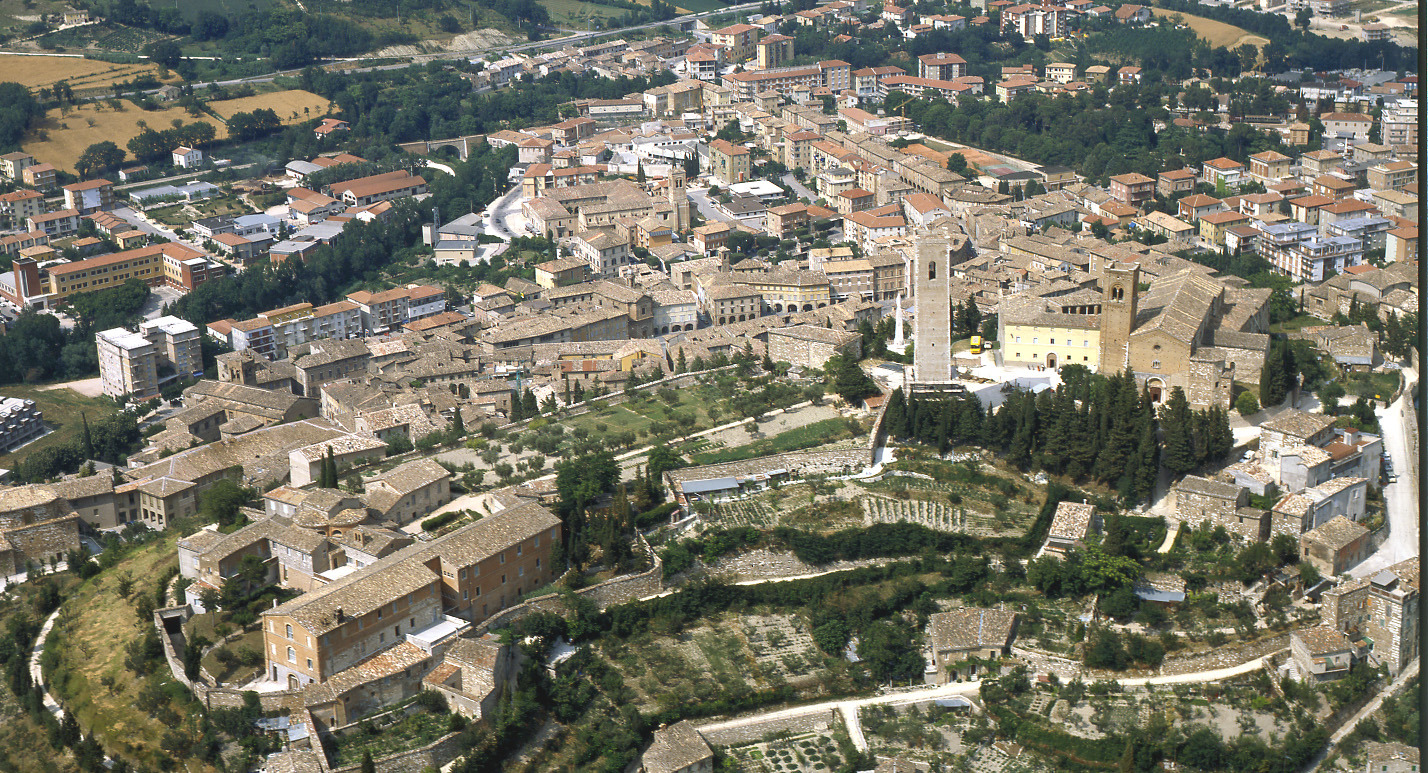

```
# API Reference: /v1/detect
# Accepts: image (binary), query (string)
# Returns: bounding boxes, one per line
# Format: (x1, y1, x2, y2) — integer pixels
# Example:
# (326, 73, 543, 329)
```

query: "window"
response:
(306, 658, 313, 670)
(1050, 339, 1055, 345)
(458, 568, 466, 580)
(1152, 360, 1161, 369)
(286, 624, 293, 639)
(928, 261, 936, 280)
(287, 647, 296, 664)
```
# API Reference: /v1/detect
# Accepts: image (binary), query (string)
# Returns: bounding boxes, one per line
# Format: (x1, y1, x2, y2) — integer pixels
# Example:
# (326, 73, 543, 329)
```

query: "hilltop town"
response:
(0, 0, 1418, 770)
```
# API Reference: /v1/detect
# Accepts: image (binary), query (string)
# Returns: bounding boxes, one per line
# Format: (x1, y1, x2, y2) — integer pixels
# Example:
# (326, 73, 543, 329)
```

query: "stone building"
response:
(1289, 626, 1362, 683)
(924, 607, 1018, 683)
(911, 223, 971, 388)
(261, 502, 561, 690)
(1320, 576, 1371, 633)
(361, 458, 452, 526)
(1043, 501, 1099, 556)
(1172, 476, 1266, 540)
(1299, 515, 1370, 576)
(1270, 476, 1368, 536)
(765, 325, 862, 369)
(1363, 557, 1418, 676)
(421, 635, 516, 720)
(0, 487, 81, 576)
(1362, 742, 1419, 773)
(639, 721, 713, 773)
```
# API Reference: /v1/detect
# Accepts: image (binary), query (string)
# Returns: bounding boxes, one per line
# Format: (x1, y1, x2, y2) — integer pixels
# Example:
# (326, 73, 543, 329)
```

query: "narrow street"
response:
(1350, 366, 1417, 579)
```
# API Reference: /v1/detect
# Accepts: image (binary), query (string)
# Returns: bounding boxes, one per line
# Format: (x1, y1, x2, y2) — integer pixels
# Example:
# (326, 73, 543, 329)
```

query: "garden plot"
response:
(725, 732, 844, 773)
(861, 495, 984, 534)
(705, 499, 778, 528)
(859, 703, 970, 759)
(740, 614, 824, 683)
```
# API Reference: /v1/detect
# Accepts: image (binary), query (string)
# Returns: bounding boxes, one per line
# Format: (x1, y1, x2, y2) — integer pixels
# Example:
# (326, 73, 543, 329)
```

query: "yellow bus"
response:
(969, 335, 983, 355)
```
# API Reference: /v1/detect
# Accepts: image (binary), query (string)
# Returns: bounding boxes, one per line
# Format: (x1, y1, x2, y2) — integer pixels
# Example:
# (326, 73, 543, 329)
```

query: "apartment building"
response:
(708, 139, 752, 186)
(0, 152, 35, 182)
(61, 179, 114, 215)
(1366, 160, 1416, 192)
(22, 163, 57, 192)
(0, 397, 43, 453)
(328, 171, 428, 207)
(347, 288, 412, 333)
(722, 60, 851, 100)
(918, 52, 967, 81)
(1201, 157, 1246, 190)
(852, 66, 906, 99)
(97, 316, 202, 399)
(1380, 99, 1417, 146)
(1248, 150, 1293, 185)
(755, 34, 794, 68)
(1108, 173, 1155, 209)
(1001, 4, 1066, 37)
(708, 23, 762, 62)
(0, 190, 44, 230)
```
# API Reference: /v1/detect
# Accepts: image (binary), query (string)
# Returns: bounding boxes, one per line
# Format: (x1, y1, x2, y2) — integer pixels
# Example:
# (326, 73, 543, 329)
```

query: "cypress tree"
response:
(522, 388, 538, 417)
(884, 388, 907, 438)
(80, 413, 93, 460)
(1161, 387, 1196, 475)
(451, 405, 464, 437)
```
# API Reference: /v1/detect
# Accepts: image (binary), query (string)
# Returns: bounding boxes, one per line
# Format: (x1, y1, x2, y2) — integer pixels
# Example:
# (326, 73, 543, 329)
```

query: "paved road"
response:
(687, 187, 734, 223)
(780, 173, 818, 203)
(1349, 366, 1417, 579)
(111, 206, 206, 253)
(1304, 657, 1420, 772)
(697, 651, 1278, 751)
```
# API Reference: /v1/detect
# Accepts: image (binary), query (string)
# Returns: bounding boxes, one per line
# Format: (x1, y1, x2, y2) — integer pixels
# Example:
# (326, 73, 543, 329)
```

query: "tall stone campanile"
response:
(669, 168, 690, 233)
(1097, 262, 1140, 372)
(913, 231, 954, 385)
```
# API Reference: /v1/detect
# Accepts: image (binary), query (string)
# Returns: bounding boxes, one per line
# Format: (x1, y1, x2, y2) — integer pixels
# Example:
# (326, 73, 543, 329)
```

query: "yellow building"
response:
(999, 296, 1102, 370)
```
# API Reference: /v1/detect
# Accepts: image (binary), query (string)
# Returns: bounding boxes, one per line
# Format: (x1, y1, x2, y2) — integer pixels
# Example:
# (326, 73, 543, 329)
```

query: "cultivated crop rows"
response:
(861, 496, 973, 532)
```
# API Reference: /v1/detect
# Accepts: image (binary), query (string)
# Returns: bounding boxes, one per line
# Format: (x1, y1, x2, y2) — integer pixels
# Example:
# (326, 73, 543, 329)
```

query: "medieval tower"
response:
(913, 230, 955, 385)
(669, 169, 690, 232)
(1097, 262, 1140, 372)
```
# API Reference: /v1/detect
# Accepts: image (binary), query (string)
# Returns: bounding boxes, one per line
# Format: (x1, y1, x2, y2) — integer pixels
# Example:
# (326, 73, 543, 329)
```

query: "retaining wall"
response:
(697, 708, 842, 746)
(474, 533, 664, 635)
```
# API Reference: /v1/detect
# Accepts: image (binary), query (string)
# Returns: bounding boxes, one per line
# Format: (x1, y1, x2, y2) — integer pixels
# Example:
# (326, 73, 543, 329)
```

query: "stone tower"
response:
(1098, 262, 1140, 373)
(912, 231, 954, 385)
(669, 169, 690, 233)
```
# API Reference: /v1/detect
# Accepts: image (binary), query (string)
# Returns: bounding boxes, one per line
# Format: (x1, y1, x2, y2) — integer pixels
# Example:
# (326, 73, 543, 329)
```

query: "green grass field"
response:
(0, 383, 119, 472)
(171, 0, 285, 22)
(690, 417, 858, 465)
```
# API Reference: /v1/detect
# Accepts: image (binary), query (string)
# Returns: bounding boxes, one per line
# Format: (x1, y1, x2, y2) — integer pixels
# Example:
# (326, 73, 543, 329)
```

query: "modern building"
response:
(97, 316, 202, 400)
(0, 397, 44, 453)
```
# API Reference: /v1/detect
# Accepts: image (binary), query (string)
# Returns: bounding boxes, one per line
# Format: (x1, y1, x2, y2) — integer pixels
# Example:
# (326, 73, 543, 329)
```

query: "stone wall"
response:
(697, 708, 841, 746)
(1175, 490, 1240, 531)
(152, 604, 302, 711)
(474, 533, 665, 635)
(0, 515, 81, 575)
(766, 331, 858, 370)
(326, 732, 464, 773)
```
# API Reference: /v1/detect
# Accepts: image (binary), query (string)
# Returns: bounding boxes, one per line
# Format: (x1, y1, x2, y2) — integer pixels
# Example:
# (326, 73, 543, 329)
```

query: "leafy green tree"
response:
(76, 141, 125, 179)
(199, 479, 253, 528)
(1235, 390, 1259, 416)
(858, 620, 923, 683)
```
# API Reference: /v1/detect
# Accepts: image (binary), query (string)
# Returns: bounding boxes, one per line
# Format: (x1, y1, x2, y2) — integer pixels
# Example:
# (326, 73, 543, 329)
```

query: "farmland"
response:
(207, 89, 335, 125)
(0, 54, 171, 95)
(23, 102, 227, 173)
(1150, 7, 1270, 49)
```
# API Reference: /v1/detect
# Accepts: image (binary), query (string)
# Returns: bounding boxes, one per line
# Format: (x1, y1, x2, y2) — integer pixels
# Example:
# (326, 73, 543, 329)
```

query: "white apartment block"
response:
(98, 316, 205, 400)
